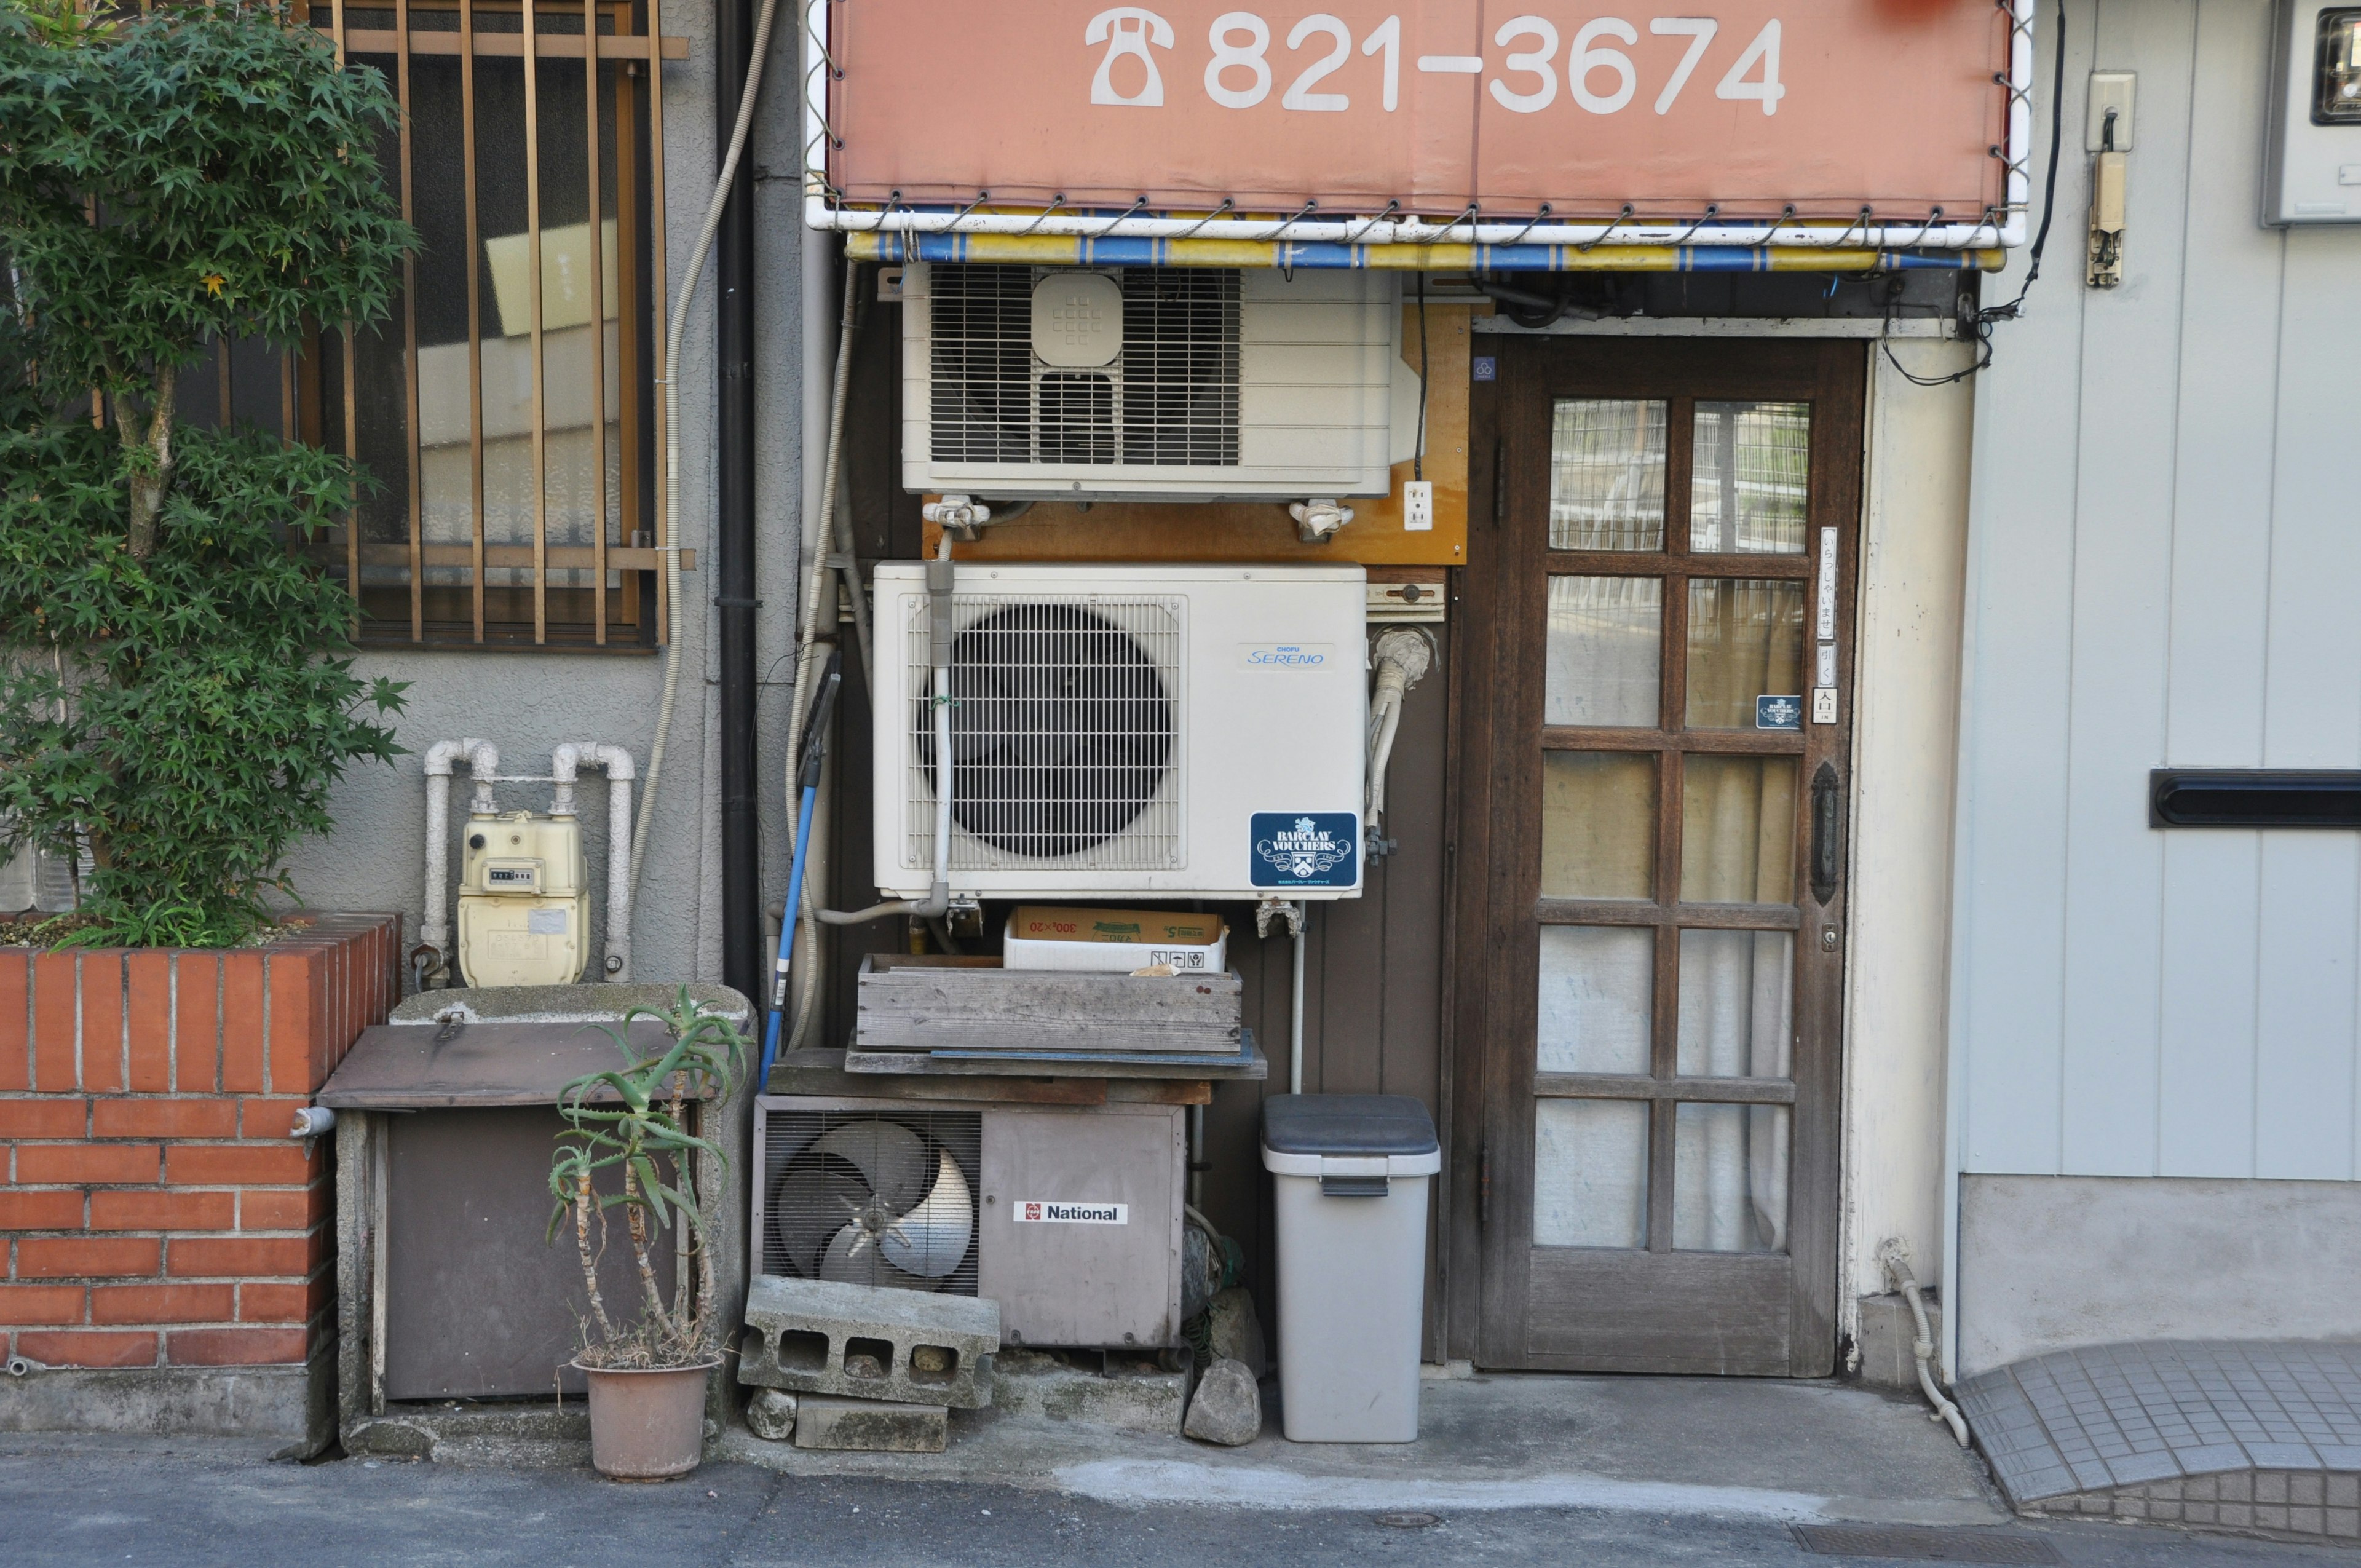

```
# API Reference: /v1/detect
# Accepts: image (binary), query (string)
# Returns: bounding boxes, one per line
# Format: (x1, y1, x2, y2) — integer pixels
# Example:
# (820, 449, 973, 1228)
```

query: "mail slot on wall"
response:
(2149, 770, 2361, 828)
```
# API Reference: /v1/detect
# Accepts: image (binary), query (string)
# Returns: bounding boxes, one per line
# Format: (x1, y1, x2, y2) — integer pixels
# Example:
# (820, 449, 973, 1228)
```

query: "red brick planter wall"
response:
(1, 915, 398, 1394)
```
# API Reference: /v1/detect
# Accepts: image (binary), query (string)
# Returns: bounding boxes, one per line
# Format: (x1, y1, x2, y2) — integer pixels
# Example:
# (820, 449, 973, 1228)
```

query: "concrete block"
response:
(791, 1393, 946, 1452)
(738, 1275, 1000, 1410)
(989, 1347, 1188, 1435)
(744, 1388, 797, 1443)
(1856, 1291, 1941, 1390)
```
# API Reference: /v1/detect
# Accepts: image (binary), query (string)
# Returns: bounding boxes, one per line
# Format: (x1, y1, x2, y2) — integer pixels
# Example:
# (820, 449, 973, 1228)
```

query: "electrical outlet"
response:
(1402, 480, 1434, 531)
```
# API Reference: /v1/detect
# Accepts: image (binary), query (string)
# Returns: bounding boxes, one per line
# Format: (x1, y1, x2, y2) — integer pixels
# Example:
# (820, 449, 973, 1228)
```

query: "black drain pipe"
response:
(714, 0, 762, 1000)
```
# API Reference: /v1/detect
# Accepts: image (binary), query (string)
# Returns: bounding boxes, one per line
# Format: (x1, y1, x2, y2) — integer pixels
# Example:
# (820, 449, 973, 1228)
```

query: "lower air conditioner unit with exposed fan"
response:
(869, 561, 1368, 903)
(754, 1095, 1186, 1349)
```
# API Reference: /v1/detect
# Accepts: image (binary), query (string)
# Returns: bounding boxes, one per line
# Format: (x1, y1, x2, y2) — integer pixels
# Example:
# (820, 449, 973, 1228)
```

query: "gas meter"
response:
(455, 810, 588, 987)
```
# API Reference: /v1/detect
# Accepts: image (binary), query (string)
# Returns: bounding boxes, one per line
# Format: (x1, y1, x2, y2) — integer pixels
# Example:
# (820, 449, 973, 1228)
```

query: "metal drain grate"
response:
(1792, 1525, 2063, 1563)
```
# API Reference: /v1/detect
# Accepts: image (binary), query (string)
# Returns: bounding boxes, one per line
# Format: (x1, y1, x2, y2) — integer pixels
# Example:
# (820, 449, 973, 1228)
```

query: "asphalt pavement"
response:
(2, 1434, 2354, 1567)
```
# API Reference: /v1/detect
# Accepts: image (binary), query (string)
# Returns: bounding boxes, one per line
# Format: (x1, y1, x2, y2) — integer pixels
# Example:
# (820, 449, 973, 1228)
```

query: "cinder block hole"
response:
(843, 1337, 894, 1377)
(773, 1329, 828, 1372)
(908, 1345, 959, 1385)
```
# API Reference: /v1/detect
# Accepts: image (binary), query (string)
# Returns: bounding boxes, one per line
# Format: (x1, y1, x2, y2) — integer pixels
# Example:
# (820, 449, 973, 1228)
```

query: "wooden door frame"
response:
(1444, 334, 1865, 1376)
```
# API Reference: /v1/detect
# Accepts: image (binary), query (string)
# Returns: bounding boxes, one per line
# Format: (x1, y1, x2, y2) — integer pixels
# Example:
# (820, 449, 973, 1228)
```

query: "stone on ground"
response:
(743, 1388, 797, 1443)
(1205, 1287, 1266, 1380)
(1183, 1358, 1260, 1447)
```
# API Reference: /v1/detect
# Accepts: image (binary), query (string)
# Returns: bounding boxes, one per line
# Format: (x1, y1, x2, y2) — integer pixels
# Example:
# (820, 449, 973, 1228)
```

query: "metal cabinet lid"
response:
(1261, 1093, 1439, 1177)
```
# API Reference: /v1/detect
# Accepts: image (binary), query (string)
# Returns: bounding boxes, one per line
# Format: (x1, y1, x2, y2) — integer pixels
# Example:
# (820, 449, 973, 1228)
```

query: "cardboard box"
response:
(1003, 906, 1229, 974)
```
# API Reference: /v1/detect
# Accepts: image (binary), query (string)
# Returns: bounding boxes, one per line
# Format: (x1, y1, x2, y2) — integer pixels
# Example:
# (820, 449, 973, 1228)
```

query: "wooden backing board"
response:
(845, 1032, 1264, 1084)
(855, 954, 1244, 1055)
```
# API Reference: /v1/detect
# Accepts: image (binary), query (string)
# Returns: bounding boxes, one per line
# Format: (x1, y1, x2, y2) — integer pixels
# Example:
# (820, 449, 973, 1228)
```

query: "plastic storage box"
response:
(1261, 1093, 1441, 1442)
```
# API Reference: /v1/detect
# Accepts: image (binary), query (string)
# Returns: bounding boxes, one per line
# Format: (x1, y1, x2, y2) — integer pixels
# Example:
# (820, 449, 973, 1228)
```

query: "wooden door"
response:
(1467, 338, 1862, 1376)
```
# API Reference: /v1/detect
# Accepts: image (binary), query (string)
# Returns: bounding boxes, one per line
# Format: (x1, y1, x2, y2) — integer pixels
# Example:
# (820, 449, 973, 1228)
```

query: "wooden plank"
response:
(855, 956, 1244, 1055)
(1536, 898, 1800, 930)
(765, 1049, 1108, 1104)
(1533, 1072, 1795, 1104)
(317, 1020, 703, 1107)
(1522, 1249, 1790, 1372)
(344, 29, 690, 58)
(845, 1037, 1263, 1083)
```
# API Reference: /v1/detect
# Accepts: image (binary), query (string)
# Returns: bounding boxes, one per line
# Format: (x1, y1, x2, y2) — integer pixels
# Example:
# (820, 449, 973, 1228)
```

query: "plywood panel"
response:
(1954, 0, 2098, 1176)
(2054, 0, 2197, 1178)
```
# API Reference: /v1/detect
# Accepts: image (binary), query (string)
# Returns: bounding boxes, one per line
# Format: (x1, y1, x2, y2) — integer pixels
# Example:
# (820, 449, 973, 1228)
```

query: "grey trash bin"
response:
(1261, 1093, 1440, 1443)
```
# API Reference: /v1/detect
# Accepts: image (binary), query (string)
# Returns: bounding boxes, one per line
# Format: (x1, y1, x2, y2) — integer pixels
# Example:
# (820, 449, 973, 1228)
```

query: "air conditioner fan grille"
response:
(761, 1108, 981, 1296)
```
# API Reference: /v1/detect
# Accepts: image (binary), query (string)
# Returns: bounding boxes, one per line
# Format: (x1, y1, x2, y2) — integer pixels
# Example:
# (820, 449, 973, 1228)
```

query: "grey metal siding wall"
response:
(1954, 0, 2361, 1182)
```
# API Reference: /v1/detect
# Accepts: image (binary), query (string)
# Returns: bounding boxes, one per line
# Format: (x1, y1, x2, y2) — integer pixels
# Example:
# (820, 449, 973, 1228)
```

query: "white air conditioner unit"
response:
(869, 562, 1367, 901)
(901, 262, 1408, 501)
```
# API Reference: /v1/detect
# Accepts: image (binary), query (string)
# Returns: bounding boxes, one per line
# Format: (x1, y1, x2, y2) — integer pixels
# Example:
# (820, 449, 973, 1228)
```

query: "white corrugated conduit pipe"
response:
(552, 743, 637, 980)
(417, 738, 499, 989)
(819, 535, 954, 927)
(1364, 628, 1435, 850)
(628, 0, 785, 903)
(1878, 1237, 1970, 1447)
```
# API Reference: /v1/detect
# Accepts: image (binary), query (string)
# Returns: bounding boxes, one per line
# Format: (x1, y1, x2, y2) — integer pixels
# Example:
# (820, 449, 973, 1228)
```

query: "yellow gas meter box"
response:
(456, 810, 588, 987)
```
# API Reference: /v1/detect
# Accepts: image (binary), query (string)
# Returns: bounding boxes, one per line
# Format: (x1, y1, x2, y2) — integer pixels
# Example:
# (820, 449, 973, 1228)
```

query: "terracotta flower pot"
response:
(578, 1360, 718, 1481)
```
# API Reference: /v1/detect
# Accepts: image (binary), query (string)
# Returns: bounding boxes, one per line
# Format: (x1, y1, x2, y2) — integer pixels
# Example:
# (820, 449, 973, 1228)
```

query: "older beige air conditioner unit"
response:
(901, 262, 1408, 501)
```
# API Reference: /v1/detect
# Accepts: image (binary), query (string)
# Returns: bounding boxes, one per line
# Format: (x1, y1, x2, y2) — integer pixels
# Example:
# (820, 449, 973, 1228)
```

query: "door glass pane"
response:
(1690, 400, 1810, 554)
(1685, 579, 1806, 729)
(1679, 754, 1798, 903)
(1534, 1099, 1649, 1248)
(1676, 930, 1795, 1078)
(1546, 576, 1662, 727)
(1541, 753, 1657, 899)
(1673, 1103, 1790, 1253)
(1549, 399, 1666, 551)
(1538, 927, 1654, 1074)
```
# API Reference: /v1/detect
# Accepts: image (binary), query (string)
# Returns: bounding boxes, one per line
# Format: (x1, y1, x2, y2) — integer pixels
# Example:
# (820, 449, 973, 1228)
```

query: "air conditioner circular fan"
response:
(769, 1122, 973, 1291)
(921, 603, 1175, 858)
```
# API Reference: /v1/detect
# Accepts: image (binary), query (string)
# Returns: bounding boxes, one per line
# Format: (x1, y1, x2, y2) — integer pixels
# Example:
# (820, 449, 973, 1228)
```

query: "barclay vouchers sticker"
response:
(1251, 811, 1359, 889)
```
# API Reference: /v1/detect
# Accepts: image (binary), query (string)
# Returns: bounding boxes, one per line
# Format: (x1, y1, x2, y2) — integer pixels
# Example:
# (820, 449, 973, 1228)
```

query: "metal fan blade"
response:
(879, 1150, 973, 1279)
(810, 1122, 928, 1213)
(820, 1221, 946, 1293)
(771, 1165, 868, 1278)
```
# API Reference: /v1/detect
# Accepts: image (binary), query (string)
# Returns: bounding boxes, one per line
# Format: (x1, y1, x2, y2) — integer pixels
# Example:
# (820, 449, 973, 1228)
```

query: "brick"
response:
(92, 1189, 233, 1232)
(92, 1282, 235, 1325)
(0, 1098, 87, 1138)
(174, 952, 219, 1094)
(79, 951, 125, 1094)
(0, 1284, 86, 1324)
(266, 948, 322, 1096)
(16, 1329, 156, 1368)
(219, 953, 266, 1094)
(165, 1142, 316, 1187)
(15, 1143, 159, 1186)
(31, 951, 75, 1092)
(0, 1190, 85, 1229)
(92, 1099, 238, 1139)
(167, 1326, 307, 1366)
(239, 1184, 330, 1232)
(167, 1235, 309, 1278)
(125, 952, 173, 1093)
(239, 1275, 332, 1323)
(237, 1098, 307, 1139)
(16, 1236, 159, 1277)
(0, 951, 26, 1091)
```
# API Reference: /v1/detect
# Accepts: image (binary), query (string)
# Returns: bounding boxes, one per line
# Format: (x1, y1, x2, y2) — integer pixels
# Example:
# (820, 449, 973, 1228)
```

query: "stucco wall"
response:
(279, 0, 810, 991)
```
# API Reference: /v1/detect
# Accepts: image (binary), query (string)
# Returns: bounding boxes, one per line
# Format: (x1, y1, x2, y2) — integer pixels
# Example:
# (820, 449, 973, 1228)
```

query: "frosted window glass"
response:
(1533, 1099, 1649, 1248)
(1546, 576, 1662, 727)
(1538, 927, 1655, 1074)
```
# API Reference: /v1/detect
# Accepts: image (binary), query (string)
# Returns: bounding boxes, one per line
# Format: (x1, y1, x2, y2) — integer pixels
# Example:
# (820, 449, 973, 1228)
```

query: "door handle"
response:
(1810, 761, 1843, 905)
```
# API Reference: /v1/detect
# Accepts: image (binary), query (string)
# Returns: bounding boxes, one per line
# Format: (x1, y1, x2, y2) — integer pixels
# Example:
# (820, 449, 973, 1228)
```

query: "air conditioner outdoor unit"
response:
(901, 262, 1408, 501)
(869, 562, 1367, 903)
(753, 1095, 1187, 1349)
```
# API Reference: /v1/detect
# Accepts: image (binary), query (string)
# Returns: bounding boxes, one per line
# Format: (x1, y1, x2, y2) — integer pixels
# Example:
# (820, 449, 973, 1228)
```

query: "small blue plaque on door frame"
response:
(1250, 812, 1360, 889)
(1757, 694, 1803, 731)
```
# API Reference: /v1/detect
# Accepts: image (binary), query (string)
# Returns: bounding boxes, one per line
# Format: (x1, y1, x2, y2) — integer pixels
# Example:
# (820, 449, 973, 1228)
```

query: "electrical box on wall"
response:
(2264, 0, 2361, 223)
(456, 810, 588, 987)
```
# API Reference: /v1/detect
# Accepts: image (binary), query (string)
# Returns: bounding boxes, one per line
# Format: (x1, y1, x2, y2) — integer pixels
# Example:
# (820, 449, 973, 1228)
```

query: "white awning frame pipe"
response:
(799, 0, 2033, 254)
(552, 742, 638, 981)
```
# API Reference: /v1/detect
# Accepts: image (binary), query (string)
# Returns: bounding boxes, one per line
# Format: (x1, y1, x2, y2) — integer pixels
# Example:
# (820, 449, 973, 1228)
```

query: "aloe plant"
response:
(548, 988, 748, 1369)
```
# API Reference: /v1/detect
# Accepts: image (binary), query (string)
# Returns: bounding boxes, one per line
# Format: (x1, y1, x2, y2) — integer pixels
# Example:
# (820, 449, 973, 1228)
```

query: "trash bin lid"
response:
(1261, 1094, 1439, 1177)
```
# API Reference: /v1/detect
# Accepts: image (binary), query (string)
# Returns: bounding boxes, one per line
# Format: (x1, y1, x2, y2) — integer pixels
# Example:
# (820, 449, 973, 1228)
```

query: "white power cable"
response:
(628, 0, 784, 899)
(1878, 1237, 1970, 1447)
